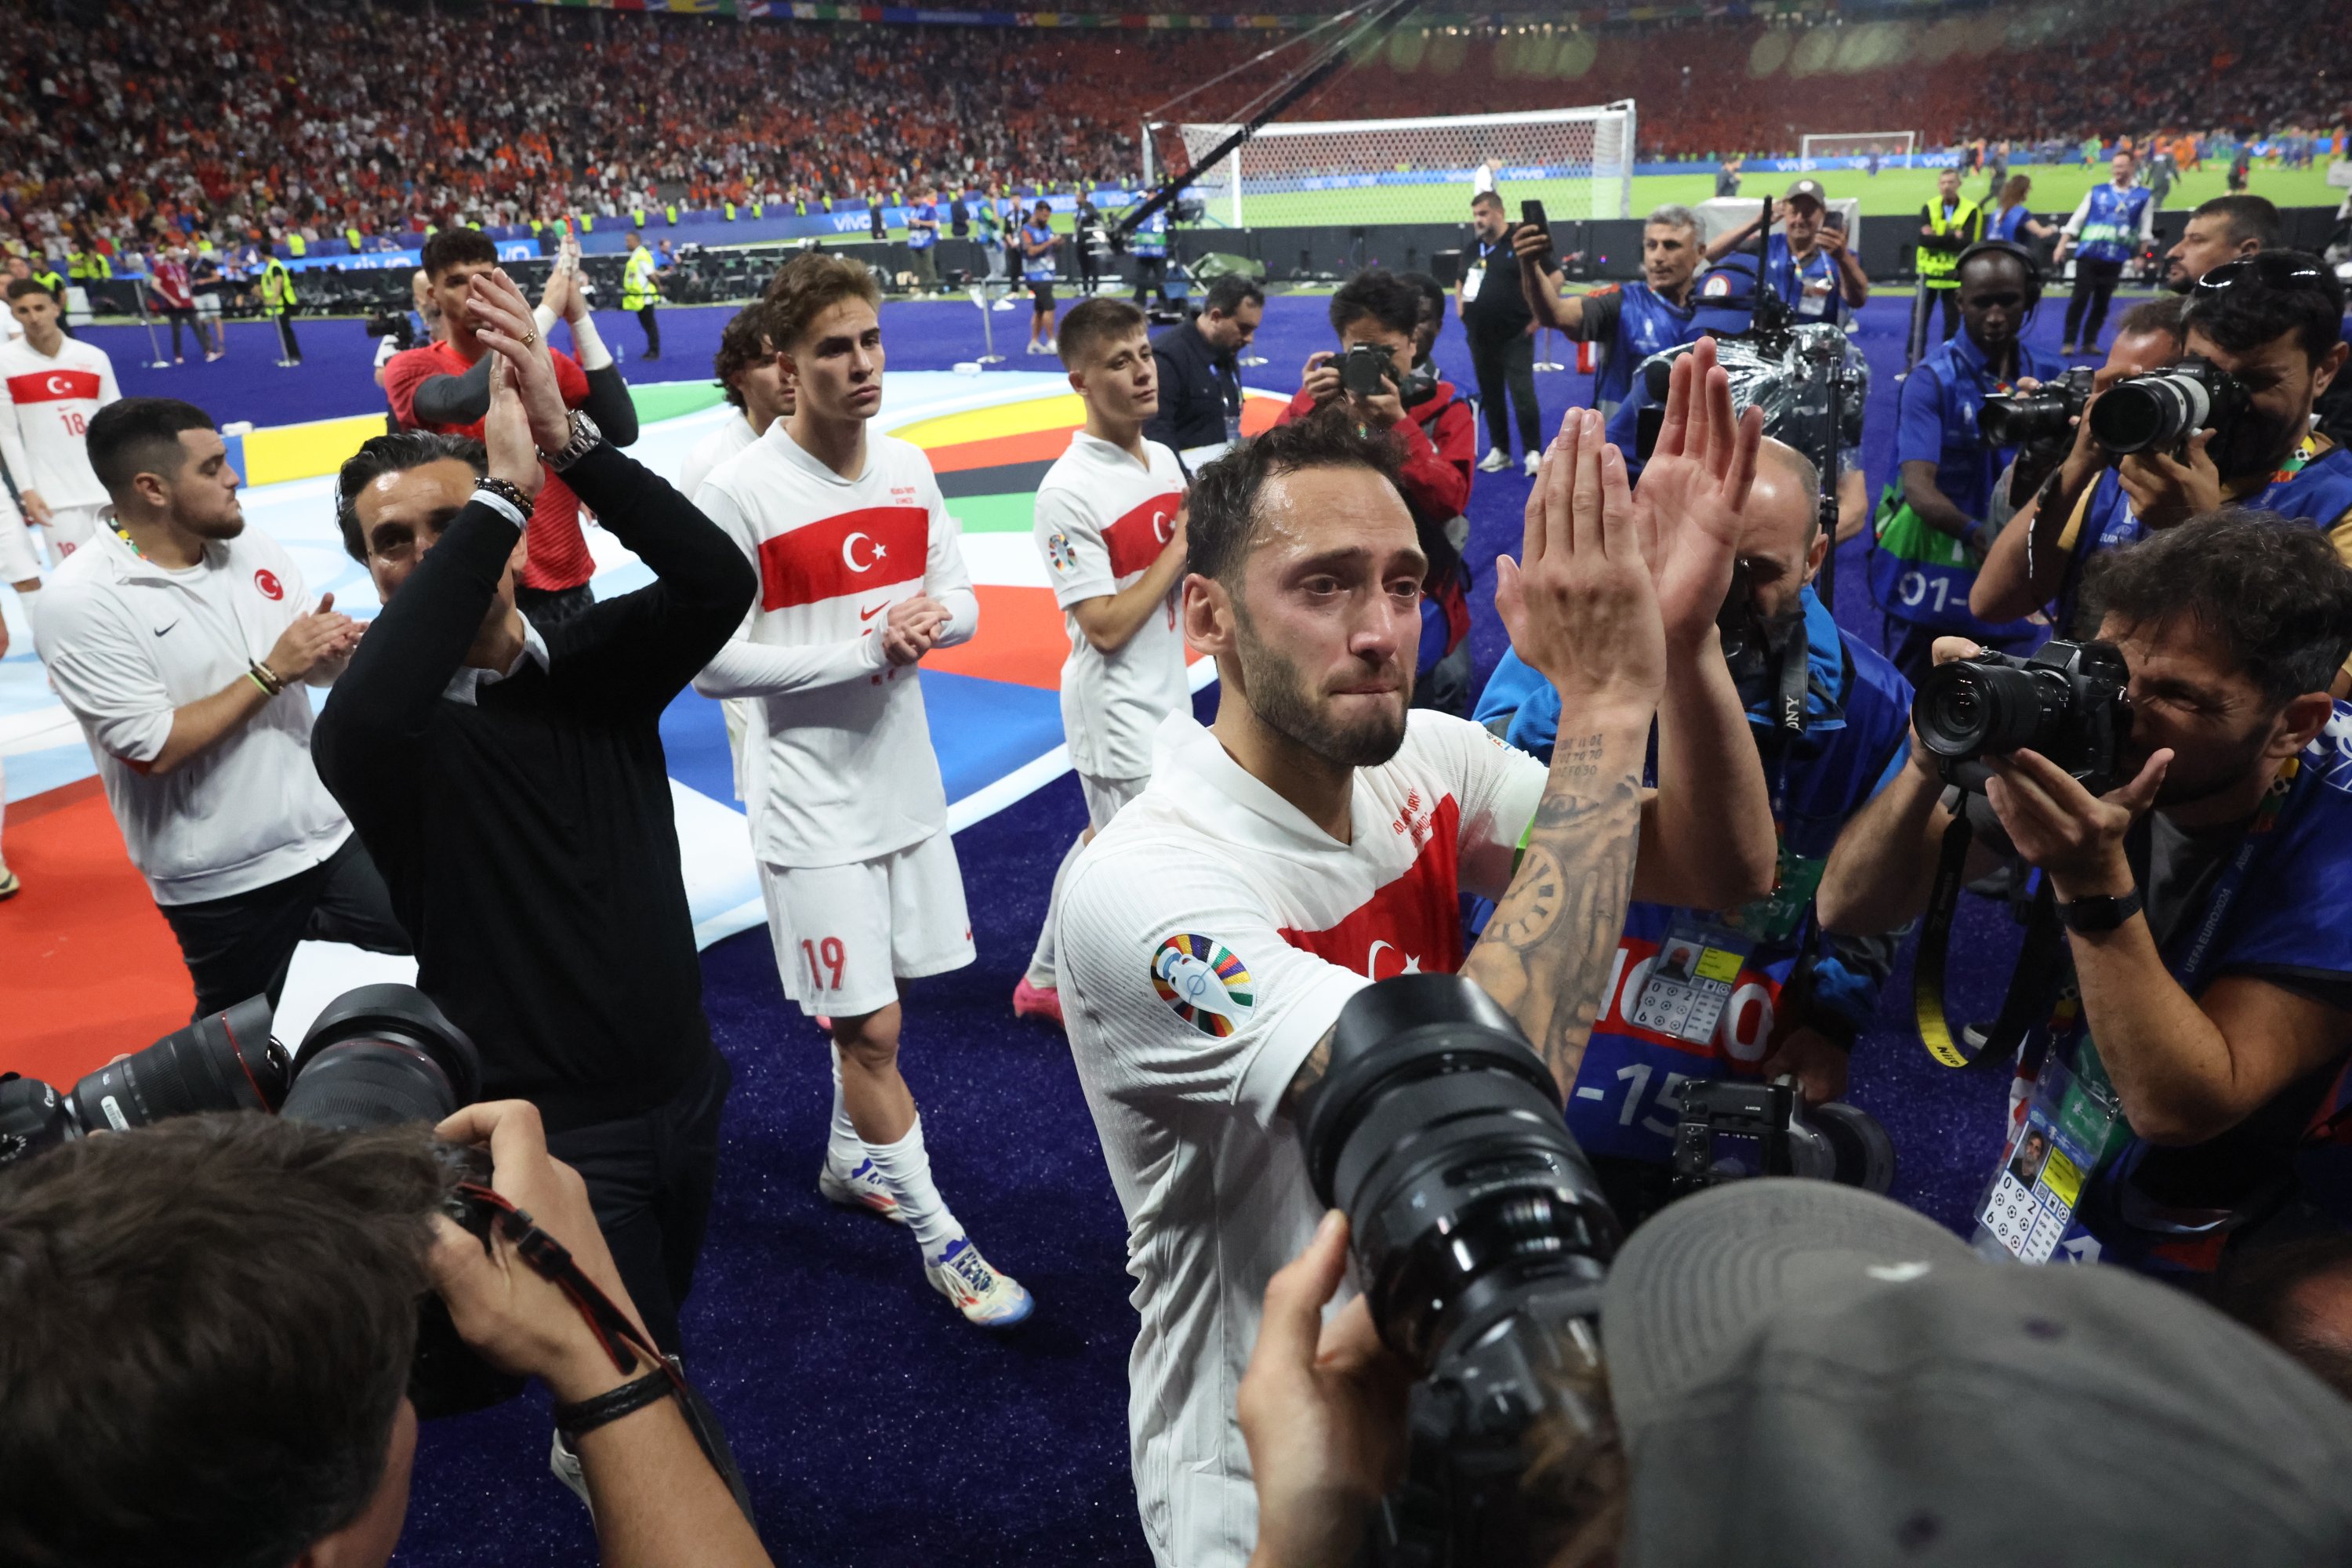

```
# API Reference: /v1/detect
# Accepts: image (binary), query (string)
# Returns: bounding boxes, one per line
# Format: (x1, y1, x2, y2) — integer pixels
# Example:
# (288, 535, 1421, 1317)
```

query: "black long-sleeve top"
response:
(314, 444, 757, 1132)
(1145, 318, 1241, 454)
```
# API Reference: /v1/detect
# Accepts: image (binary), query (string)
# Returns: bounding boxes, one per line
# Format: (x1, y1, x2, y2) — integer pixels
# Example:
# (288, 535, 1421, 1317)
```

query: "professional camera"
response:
(364, 310, 416, 351)
(1670, 1079, 1893, 1196)
(0, 985, 519, 1414)
(2089, 356, 2249, 456)
(1340, 341, 1397, 399)
(1294, 974, 1620, 1566)
(1912, 639, 2132, 796)
(1979, 365, 2095, 448)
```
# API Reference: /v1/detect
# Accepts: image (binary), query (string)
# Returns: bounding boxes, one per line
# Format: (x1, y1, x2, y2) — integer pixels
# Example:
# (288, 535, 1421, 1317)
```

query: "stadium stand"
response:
(2, 0, 2347, 264)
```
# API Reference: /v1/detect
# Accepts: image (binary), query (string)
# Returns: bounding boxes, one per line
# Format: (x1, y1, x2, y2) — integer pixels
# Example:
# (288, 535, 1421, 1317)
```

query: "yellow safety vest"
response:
(663, 204, 678, 225)
(1920, 198, 1983, 288)
(287, 233, 307, 256)
(345, 227, 362, 250)
(262, 260, 296, 308)
(622, 248, 659, 310)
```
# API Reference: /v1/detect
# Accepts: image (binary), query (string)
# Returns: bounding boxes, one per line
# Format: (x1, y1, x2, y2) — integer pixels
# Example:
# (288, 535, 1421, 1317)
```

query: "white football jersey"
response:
(1056, 709, 1544, 1568)
(679, 410, 760, 502)
(1033, 431, 1190, 781)
(0, 335, 120, 510)
(694, 423, 978, 868)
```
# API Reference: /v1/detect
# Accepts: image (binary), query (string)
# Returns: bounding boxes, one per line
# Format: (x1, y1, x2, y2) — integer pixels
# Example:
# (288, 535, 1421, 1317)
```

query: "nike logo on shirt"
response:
(858, 601, 888, 621)
(153, 622, 178, 637)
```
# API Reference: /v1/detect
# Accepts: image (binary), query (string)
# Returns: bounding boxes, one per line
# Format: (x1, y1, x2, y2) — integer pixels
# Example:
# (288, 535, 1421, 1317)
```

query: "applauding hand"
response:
(1628, 336, 1764, 649)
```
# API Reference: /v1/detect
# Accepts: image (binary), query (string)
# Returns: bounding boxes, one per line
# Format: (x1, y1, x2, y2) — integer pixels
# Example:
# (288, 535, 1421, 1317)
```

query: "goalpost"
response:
(1147, 102, 1637, 230)
(1798, 132, 1920, 172)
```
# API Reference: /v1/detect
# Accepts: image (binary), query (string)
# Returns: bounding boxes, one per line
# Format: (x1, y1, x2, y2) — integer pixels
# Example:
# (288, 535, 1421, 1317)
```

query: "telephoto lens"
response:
(2088, 358, 2247, 455)
(279, 984, 481, 1131)
(1294, 974, 1621, 1566)
(1293, 973, 1618, 1370)
(71, 994, 287, 1134)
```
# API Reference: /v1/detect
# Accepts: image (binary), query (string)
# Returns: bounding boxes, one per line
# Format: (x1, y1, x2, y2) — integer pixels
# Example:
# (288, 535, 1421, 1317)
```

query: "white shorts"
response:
(759, 830, 975, 1019)
(40, 504, 104, 560)
(1079, 772, 1149, 834)
(0, 490, 37, 583)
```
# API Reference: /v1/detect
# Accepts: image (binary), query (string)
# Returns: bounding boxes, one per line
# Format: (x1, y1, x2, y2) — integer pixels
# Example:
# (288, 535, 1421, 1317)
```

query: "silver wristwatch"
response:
(540, 410, 602, 473)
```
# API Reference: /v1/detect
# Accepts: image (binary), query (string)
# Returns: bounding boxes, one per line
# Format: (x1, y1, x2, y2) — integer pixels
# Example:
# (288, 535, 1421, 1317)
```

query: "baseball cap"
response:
(1602, 1181, 2352, 1565)
(1688, 252, 1759, 336)
(1782, 177, 1828, 208)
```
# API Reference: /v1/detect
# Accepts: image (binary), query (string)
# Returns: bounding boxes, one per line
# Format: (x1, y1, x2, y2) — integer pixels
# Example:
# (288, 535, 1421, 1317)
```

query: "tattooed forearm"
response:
(1462, 731, 1646, 1106)
(1280, 1023, 1338, 1120)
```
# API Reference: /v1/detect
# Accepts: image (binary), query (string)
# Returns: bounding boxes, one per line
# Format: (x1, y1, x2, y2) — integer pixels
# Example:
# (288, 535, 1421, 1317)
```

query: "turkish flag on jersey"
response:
(1279, 796, 1466, 980)
(758, 505, 930, 610)
(7, 369, 102, 404)
(1102, 489, 1185, 579)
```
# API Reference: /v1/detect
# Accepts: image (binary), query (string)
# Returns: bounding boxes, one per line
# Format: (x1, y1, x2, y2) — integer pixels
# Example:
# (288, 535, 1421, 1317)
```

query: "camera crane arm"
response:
(1112, 0, 1426, 242)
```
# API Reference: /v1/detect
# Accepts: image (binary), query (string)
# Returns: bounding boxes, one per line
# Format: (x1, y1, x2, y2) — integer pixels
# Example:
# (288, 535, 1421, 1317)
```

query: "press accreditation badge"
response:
(1629, 920, 1752, 1044)
(1461, 264, 1484, 303)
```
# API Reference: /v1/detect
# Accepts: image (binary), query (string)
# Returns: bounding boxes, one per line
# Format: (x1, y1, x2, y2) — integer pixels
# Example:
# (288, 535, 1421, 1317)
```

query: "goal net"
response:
(1798, 132, 1919, 172)
(1149, 103, 1636, 230)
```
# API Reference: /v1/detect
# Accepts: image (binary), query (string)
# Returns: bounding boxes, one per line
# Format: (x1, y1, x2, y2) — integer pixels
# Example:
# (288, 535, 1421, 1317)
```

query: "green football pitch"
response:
(1206, 162, 2346, 230)
(869, 162, 2342, 241)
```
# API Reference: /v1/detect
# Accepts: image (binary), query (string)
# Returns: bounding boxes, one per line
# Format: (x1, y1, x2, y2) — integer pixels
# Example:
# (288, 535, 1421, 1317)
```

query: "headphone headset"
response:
(1952, 238, 2044, 311)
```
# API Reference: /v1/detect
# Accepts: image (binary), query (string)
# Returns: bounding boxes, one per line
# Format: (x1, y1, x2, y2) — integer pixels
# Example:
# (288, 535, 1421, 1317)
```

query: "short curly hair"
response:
(2078, 508, 2352, 706)
(713, 299, 782, 409)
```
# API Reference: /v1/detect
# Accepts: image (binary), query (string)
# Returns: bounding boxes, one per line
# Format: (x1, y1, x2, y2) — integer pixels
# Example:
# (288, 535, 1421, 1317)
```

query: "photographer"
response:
(1969, 254, 2350, 641)
(2165, 194, 2281, 292)
(1143, 273, 1262, 463)
(1871, 241, 2063, 684)
(1459, 190, 1543, 477)
(1018, 198, 1062, 357)
(1277, 269, 1476, 712)
(1821, 514, 2352, 1276)
(906, 185, 941, 295)
(1512, 203, 1707, 417)
(1058, 347, 1776, 1568)
(1238, 1181, 2352, 1567)
(0, 1104, 773, 1568)
(384, 230, 638, 627)
(1705, 179, 1869, 328)
(1474, 440, 1914, 1218)
(2053, 151, 2155, 356)
(317, 268, 755, 1368)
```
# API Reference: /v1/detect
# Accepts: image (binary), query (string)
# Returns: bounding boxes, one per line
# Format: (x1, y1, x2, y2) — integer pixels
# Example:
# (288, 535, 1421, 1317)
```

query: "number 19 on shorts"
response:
(800, 937, 846, 992)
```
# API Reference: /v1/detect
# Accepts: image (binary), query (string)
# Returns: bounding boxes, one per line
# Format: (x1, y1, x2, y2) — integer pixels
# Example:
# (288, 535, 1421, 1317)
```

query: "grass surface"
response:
(855, 162, 2343, 241)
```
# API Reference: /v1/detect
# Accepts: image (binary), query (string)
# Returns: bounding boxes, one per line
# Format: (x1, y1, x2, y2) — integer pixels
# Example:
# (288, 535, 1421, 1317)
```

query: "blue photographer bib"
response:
(908, 203, 938, 250)
(1980, 707, 2352, 1274)
(2059, 439, 2352, 634)
(1131, 210, 1167, 259)
(1762, 234, 1849, 327)
(1590, 281, 1701, 412)
(1475, 592, 1915, 1165)
(1870, 331, 2058, 640)
(2074, 182, 2153, 264)
(1021, 222, 1057, 281)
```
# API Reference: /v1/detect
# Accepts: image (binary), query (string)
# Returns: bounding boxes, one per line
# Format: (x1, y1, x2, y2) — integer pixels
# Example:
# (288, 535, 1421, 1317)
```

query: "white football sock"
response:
(1024, 833, 1089, 989)
(865, 1114, 962, 1254)
(826, 1046, 868, 1176)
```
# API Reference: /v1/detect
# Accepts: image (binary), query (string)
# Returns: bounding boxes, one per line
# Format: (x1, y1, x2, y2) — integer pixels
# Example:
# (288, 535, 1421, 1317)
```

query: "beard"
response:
(1233, 602, 1410, 769)
(2147, 720, 2274, 811)
(2208, 407, 2303, 485)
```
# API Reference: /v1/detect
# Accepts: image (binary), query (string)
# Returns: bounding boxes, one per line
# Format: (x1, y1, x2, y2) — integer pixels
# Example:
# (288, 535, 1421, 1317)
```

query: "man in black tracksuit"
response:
(1458, 188, 1543, 474)
(314, 271, 756, 1364)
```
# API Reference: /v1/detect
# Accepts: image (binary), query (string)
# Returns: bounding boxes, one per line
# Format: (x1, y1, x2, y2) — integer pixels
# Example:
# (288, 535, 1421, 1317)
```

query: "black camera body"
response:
(0, 985, 516, 1414)
(1913, 638, 2132, 796)
(1670, 1079, 1893, 1196)
(2089, 355, 2249, 456)
(1340, 341, 1396, 401)
(1980, 365, 2094, 448)
(364, 310, 416, 351)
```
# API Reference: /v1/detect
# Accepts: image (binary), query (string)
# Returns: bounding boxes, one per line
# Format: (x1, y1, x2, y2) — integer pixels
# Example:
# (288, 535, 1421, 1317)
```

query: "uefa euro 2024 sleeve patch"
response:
(1047, 531, 1077, 574)
(1151, 934, 1254, 1038)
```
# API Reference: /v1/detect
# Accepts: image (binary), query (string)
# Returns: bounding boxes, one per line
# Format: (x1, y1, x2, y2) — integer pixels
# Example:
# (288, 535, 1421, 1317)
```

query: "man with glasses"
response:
(1970, 253, 2352, 643)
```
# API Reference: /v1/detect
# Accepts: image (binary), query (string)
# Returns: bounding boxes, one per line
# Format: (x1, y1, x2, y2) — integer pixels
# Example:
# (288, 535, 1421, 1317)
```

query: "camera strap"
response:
(1913, 811, 2067, 1069)
(457, 1181, 757, 1521)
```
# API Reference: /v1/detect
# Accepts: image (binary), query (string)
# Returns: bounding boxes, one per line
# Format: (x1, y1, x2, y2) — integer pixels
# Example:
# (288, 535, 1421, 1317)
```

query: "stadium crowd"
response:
(5, 0, 2350, 263)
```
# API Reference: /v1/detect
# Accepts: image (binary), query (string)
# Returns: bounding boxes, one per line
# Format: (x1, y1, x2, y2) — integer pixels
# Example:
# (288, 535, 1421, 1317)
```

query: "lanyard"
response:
(2165, 756, 2300, 995)
(2267, 434, 2321, 487)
